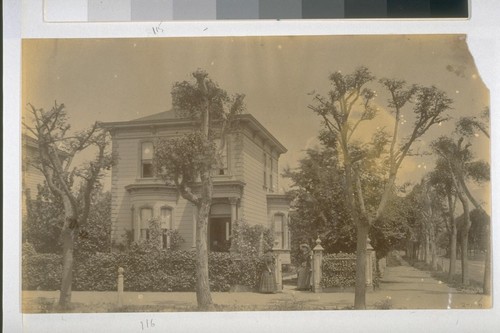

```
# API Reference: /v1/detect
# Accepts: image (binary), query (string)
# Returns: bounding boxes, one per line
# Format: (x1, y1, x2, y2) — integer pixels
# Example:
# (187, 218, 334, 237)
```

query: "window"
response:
(141, 142, 154, 178)
(140, 207, 152, 240)
(263, 152, 267, 188)
(269, 156, 274, 192)
(213, 139, 228, 176)
(274, 214, 285, 249)
(160, 207, 173, 249)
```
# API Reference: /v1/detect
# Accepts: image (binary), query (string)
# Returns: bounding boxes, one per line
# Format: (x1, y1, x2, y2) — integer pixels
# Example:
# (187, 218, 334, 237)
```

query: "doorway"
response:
(208, 217, 231, 252)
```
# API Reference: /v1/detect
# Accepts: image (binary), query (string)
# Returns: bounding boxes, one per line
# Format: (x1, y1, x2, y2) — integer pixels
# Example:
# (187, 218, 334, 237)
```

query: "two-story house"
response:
(102, 110, 291, 252)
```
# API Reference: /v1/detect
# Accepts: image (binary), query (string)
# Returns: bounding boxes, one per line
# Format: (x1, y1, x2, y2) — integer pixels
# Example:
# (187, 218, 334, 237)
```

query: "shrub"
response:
(22, 242, 62, 290)
(22, 247, 263, 292)
(230, 219, 273, 257)
(321, 253, 357, 288)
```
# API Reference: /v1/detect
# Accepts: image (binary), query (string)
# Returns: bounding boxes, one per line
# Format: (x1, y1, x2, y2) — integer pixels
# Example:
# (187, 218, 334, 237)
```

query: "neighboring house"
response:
(22, 134, 46, 217)
(102, 110, 291, 252)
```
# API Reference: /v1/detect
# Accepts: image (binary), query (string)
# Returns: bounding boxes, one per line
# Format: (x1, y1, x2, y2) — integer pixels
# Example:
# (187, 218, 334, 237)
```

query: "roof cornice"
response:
(101, 113, 287, 154)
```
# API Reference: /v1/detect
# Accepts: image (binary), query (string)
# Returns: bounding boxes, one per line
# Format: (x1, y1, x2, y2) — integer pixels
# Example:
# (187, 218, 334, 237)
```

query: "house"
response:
(102, 110, 291, 252)
(22, 134, 47, 217)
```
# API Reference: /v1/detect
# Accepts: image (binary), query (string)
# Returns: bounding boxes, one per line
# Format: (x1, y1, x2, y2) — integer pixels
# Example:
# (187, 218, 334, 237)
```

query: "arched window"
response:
(160, 207, 173, 249)
(141, 142, 154, 178)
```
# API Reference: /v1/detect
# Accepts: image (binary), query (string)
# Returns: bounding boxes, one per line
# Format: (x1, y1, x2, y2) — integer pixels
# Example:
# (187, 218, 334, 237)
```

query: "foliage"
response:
(321, 253, 357, 288)
(24, 183, 112, 255)
(284, 147, 355, 260)
(153, 70, 247, 308)
(22, 247, 264, 292)
(370, 195, 410, 259)
(74, 191, 112, 255)
(131, 218, 185, 253)
(23, 183, 65, 253)
(456, 106, 490, 139)
(229, 219, 273, 257)
(309, 67, 452, 308)
(468, 209, 489, 252)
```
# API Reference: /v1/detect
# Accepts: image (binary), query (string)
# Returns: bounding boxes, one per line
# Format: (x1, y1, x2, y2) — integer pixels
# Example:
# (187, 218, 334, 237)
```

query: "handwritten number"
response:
(140, 319, 155, 330)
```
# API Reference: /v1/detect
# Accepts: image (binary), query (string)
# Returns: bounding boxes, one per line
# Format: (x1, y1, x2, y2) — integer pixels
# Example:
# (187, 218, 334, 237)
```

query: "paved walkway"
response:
(22, 261, 490, 312)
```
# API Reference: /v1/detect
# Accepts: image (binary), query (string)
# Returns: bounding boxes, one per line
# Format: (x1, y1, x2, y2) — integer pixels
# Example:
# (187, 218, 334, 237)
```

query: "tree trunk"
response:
(195, 201, 214, 310)
(430, 227, 437, 271)
(424, 232, 430, 265)
(460, 227, 470, 285)
(448, 224, 457, 282)
(483, 221, 491, 295)
(354, 222, 369, 310)
(59, 226, 75, 308)
(59, 197, 77, 308)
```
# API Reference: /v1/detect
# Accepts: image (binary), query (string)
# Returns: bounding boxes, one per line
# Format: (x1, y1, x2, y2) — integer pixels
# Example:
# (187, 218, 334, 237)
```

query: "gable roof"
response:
(102, 110, 287, 154)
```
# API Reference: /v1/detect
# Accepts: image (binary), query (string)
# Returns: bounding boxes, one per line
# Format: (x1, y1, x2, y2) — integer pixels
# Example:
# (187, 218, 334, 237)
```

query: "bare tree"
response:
(23, 102, 113, 308)
(309, 67, 451, 309)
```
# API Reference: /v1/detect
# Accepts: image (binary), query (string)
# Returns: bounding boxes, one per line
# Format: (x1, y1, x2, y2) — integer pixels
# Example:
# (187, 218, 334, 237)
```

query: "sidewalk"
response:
(22, 262, 490, 312)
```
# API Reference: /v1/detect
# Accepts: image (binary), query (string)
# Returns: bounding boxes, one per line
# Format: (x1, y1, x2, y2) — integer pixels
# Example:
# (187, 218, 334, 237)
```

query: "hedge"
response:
(22, 246, 264, 292)
(321, 253, 357, 288)
(321, 252, 379, 288)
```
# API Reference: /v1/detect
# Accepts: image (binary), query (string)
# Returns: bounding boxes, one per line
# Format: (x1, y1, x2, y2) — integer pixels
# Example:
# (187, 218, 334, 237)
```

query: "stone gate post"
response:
(117, 267, 124, 307)
(312, 237, 324, 293)
(366, 238, 375, 290)
(272, 242, 283, 292)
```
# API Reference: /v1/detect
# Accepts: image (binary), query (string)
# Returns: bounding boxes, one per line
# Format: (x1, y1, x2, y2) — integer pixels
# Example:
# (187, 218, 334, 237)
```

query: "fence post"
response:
(312, 237, 324, 293)
(272, 242, 283, 292)
(117, 267, 124, 307)
(365, 238, 374, 290)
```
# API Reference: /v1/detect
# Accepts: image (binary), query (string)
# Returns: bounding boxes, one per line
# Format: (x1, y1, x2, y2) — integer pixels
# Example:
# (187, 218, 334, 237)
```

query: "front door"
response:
(208, 217, 231, 252)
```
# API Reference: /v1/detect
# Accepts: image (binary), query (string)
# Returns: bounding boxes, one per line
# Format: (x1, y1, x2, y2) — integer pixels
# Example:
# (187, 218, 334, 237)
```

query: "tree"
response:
(153, 70, 244, 309)
(431, 136, 489, 285)
(283, 145, 355, 258)
(429, 157, 458, 282)
(23, 102, 112, 308)
(309, 67, 452, 308)
(456, 107, 490, 139)
(456, 106, 491, 294)
(24, 182, 112, 255)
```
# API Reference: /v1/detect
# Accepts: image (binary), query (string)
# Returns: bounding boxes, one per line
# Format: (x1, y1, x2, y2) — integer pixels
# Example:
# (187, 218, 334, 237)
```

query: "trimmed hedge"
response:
(321, 253, 357, 288)
(22, 246, 263, 292)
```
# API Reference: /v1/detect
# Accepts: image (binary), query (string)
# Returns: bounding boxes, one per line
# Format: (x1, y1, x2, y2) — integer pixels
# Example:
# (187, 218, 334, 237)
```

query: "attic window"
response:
(141, 142, 154, 178)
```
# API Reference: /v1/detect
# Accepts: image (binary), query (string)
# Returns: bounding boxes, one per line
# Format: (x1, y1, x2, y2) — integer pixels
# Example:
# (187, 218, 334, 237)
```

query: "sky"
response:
(22, 35, 490, 210)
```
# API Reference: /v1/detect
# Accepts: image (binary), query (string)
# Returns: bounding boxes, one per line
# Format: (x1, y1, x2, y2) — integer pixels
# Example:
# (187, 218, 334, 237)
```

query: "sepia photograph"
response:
(21, 35, 490, 315)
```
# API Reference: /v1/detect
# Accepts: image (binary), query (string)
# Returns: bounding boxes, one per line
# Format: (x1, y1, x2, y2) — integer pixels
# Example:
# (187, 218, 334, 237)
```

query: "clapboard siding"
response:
(241, 135, 268, 227)
(107, 114, 288, 248)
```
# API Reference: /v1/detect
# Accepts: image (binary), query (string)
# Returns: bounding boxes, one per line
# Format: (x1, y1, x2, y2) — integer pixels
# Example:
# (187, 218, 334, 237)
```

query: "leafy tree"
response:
(153, 70, 244, 309)
(309, 67, 451, 308)
(457, 106, 491, 294)
(456, 107, 490, 139)
(370, 195, 409, 261)
(24, 183, 112, 256)
(284, 145, 355, 259)
(431, 136, 489, 285)
(23, 102, 113, 307)
(429, 157, 458, 282)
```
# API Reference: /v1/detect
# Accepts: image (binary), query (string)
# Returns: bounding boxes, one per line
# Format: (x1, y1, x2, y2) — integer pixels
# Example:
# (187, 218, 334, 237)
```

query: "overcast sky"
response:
(22, 35, 490, 210)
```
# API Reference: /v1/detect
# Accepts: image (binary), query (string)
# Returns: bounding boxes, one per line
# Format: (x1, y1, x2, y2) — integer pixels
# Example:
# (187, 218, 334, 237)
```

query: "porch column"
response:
(133, 208, 140, 242)
(228, 197, 238, 240)
(192, 204, 197, 248)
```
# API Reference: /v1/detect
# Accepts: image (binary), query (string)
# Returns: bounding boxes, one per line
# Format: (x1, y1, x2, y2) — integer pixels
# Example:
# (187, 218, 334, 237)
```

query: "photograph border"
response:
(4, 0, 500, 332)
